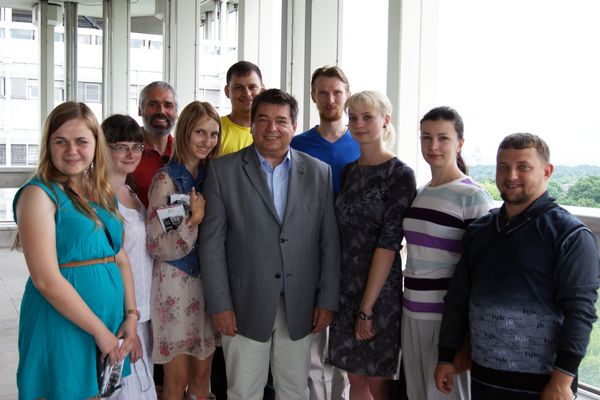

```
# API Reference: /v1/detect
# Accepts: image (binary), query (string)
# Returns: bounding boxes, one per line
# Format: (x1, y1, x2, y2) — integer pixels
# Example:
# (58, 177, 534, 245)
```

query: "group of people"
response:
(13, 60, 599, 400)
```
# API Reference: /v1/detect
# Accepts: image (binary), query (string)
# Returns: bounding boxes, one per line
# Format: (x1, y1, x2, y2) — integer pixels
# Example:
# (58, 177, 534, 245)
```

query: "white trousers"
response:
(307, 329, 350, 400)
(222, 297, 312, 400)
(401, 315, 470, 400)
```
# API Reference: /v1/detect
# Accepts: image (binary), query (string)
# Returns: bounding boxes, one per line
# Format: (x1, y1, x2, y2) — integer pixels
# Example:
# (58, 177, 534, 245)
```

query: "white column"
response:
(281, 0, 343, 132)
(387, 0, 420, 171)
(238, 0, 282, 90)
(64, 1, 78, 101)
(36, 1, 60, 123)
(102, 0, 130, 117)
(162, 0, 199, 107)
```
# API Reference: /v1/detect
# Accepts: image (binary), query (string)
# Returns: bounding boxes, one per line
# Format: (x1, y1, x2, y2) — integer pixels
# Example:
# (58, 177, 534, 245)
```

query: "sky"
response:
(341, 0, 600, 167)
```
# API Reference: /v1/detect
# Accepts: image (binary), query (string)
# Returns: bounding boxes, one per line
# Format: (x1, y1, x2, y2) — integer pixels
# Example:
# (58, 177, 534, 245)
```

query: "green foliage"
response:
(469, 165, 600, 207)
(478, 178, 501, 201)
(579, 299, 600, 388)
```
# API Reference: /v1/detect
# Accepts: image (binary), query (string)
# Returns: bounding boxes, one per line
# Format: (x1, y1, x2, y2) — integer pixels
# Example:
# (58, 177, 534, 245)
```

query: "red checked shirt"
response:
(132, 134, 174, 207)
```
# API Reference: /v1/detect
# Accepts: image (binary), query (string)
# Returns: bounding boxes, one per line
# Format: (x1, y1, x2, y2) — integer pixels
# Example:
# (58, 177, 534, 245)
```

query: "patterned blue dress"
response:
(13, 178, 130, 400)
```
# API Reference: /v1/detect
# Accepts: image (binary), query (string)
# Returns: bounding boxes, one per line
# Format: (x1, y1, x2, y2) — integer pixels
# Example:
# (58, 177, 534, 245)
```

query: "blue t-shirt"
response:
(291, 126, 360, 195)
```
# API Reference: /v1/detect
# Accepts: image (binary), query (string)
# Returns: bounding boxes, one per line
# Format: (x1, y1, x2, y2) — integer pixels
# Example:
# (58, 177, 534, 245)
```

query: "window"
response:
(150, 40, 162, 50)
(27, 145, 39, 166)
(54, 32, 64, 42)
(78, 34, 92, 45)
(77, 81, 102, 103)
(54, 80, 64, 102)
(0, 145, 5, 165)
(130, 39, 145, 48)
(10, 78, 26, 99)
(10, 29, 34, 40)
(0, 28, 5, 38)
(11, 10, 32, 23)
(199, 88, 220, 105)
(28, 79, 38, 99)
(11, 144, 26, 166)
(0, 77, 5, 98)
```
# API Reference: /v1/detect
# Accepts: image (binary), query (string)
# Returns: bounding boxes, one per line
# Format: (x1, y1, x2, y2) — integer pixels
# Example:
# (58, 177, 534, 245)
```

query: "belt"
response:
(59, 256, 116, 268)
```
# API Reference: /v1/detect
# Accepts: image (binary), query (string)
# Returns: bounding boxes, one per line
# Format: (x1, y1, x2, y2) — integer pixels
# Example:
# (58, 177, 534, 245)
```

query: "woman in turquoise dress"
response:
(13, 102, 139, 399)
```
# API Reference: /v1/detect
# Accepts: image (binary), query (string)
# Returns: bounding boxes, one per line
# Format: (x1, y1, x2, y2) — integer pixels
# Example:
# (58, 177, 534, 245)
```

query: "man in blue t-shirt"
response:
(291, 66, 359, 196)
(291, 66, 359, 400)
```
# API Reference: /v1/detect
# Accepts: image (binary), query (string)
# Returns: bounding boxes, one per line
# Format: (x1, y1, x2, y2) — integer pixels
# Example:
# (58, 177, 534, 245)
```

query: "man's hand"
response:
(312, 308, 334, 333)
(453, 337, 472, 372)
(211, 310, 237, 336)
(541, 369, 574, 400)
(434, 363, 456, 395)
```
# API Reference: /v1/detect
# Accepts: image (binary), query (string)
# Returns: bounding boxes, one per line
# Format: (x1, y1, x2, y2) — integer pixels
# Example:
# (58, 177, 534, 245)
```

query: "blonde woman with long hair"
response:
(13, 101, 138, 399)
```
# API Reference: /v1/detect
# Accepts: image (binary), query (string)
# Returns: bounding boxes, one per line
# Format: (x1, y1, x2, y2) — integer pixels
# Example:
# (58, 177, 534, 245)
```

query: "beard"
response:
(500, 189, 531, 205)
(319, 108, 343, 123)
(142, 113, 175, 137)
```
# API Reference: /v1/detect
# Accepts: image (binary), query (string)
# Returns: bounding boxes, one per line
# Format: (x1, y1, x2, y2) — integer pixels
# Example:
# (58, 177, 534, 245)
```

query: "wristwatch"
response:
(357, 311, 374, 321)
(126, 309, 141, 321)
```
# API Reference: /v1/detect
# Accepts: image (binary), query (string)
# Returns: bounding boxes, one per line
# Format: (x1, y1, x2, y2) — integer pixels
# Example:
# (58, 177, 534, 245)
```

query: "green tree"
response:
(547, 180, 565, 203)
(479, 178, 501, 201)
(562, 176, 600, 207)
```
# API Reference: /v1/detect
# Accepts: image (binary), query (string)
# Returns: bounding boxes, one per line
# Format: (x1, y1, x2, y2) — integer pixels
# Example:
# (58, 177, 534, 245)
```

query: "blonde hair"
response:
(345, 90, 395, 142)
(36, 102, 118, 222)
(172, 101, 221, 165)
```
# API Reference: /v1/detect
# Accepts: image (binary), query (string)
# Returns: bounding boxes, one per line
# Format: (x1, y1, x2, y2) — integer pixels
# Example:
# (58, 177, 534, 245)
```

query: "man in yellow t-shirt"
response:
(220, 61, 265, 155)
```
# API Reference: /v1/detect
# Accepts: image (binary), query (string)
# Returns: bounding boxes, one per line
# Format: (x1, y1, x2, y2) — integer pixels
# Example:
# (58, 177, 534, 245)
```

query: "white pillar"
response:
(281, 0, 343, 132)
(387, 0, 420, 169)
(64, 1, 78, 101)
(238, 0, 281, 89)
(162, 0, 199, 107)
(102, 0, 130, 117)
(36, 1, 60, 123)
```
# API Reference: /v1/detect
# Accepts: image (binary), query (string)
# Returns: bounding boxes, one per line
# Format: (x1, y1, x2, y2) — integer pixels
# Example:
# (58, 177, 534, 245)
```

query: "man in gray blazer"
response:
(199, 89, 341, 400)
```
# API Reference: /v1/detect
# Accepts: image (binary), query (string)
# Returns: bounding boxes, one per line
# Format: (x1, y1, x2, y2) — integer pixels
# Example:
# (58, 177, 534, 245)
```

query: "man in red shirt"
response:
(132, 81, 178, 207)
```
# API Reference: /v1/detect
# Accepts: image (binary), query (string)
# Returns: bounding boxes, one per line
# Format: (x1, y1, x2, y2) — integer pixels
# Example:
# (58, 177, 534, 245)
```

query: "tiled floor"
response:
(0, 248, 26, 400)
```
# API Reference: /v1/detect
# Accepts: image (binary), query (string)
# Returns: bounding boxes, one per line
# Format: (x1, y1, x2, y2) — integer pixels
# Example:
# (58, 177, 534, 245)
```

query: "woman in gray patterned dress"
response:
(328, 91, 416, 400)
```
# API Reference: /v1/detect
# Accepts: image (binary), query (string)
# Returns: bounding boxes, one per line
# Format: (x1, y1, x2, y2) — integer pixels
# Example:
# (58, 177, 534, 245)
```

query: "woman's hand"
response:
(94, 327, 120, 365)
(188, 187, 206, 225)
(128, 334, 143, 364)
(117, 315, 139, 361)
(355, 318, 375, 340)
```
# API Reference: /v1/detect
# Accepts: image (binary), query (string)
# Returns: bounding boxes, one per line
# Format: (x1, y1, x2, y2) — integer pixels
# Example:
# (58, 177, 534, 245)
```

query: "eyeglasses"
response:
(109, 143, 144, 153)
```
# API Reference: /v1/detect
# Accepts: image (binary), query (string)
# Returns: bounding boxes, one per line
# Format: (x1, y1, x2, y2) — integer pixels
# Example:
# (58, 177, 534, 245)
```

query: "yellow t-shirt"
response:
(219, 116, 253, 156)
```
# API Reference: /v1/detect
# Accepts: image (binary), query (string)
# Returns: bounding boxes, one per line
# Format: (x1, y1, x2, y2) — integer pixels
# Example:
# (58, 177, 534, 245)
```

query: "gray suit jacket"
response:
(199, 145, 340, 342)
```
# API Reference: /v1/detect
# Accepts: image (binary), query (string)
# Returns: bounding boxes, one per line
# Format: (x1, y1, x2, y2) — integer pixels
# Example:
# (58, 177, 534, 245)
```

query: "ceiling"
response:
(1, 0, 158, 18)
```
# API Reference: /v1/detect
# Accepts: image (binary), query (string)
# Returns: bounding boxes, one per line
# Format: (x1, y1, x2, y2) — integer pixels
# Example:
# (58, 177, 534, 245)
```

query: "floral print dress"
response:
(146, 170, 219, 363)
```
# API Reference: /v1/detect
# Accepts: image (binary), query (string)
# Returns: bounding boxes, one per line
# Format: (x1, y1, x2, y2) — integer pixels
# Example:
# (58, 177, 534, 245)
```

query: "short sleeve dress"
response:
(328, 158, 416, 377)
(13, 178, 129, 400)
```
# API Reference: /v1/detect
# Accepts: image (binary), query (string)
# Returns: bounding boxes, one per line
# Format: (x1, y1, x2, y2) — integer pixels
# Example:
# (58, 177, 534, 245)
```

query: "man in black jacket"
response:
(435, 133, 599, 399)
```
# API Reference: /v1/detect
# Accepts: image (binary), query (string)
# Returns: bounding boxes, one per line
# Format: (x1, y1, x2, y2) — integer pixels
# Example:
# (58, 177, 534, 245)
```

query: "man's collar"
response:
(254, 147, 291, 169)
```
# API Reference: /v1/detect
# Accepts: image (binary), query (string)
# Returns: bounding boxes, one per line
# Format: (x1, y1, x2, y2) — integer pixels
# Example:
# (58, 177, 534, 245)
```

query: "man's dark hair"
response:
(498, 132, 550, 163)
(251, 89, 298, 125)
(420, 106, 467, 174)
(226, 61, 263, 86)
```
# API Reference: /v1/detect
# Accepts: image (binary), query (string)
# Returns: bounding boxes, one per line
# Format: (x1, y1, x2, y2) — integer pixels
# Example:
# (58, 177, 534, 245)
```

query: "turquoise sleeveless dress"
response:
(14, 178, 130, 400)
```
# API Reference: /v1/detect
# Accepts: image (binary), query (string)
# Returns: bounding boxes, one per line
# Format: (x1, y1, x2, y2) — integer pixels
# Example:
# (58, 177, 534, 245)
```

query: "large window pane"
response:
(10, 144, 26, 166)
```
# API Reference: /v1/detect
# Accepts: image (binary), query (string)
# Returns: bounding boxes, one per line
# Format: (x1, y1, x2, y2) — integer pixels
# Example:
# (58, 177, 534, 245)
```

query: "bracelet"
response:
(357, 311, 373, 321)
(126, 309, 140, 321)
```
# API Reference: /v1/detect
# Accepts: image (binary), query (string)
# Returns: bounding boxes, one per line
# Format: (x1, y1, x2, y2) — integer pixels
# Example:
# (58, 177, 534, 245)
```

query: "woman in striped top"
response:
(401, 106, 495, 400)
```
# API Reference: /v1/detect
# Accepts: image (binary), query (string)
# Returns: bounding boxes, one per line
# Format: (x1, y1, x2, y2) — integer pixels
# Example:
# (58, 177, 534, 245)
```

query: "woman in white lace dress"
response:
(103, 114, 158, 399)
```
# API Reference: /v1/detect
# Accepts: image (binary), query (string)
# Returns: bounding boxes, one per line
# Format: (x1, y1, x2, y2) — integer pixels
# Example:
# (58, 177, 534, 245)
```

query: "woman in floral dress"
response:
(146, 101, 221, 400)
